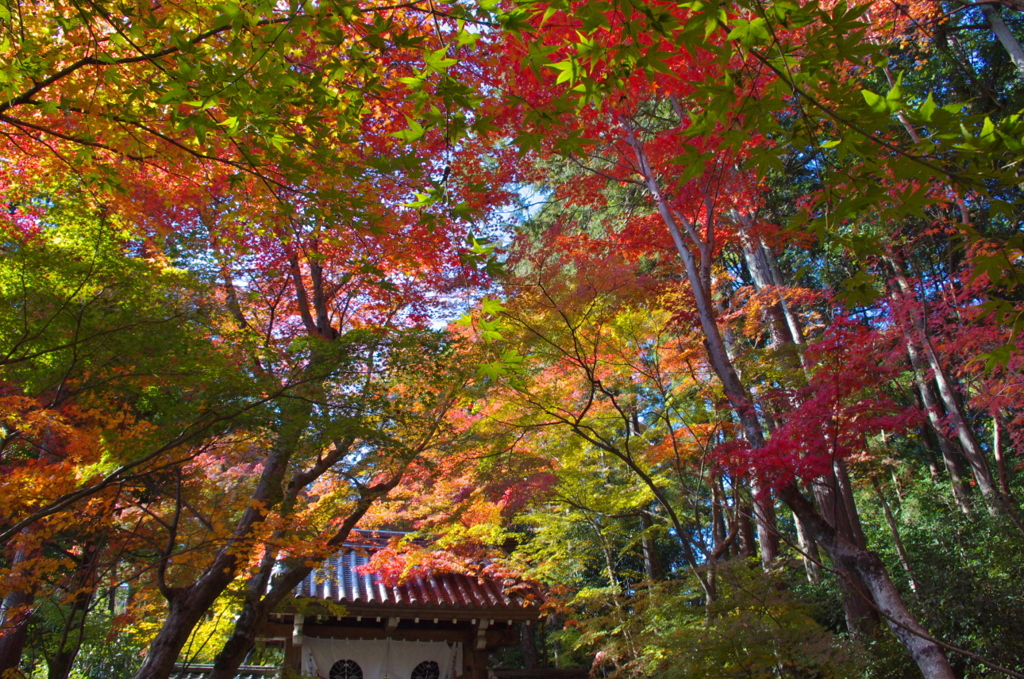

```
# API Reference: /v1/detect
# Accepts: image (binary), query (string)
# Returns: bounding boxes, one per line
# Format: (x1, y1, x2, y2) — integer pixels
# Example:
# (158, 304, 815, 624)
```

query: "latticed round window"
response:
(411, 660, 440, 679)
(329, 659, 363, 679)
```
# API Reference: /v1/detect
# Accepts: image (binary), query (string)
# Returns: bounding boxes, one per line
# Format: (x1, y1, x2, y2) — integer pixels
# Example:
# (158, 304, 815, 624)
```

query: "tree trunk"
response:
(904, 331, 974, 511)
(749, 485, 779, 564)
(793, 508, 822, 583)
(918, 425, 944, 483)
(710, 481, 729, 560)
(741, 222, 874, 622)
(872, 478, 919, 594)
(208, 467, 414, 679)
(740, 233, 794, 349)
(207, 555, 354, 679)
(734, 483, 757, 560)
(782, 485, 955, 679)
(0, 589, 33, 677)
(811, 469, 879, 634)
(206, 587, 274, 679)
(639, 512, 665, 581)
(0, 546, 38, 677)
(982, 3, 1024, 77)
(834, 461, 867, 548)
(993, 415, 1012, 496)
(709, 260, 780, 564)
(133, 575, 237, 679)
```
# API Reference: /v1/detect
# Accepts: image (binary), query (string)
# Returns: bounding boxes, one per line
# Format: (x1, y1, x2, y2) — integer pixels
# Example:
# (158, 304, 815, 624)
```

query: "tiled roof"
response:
(293, 532, 541, 616)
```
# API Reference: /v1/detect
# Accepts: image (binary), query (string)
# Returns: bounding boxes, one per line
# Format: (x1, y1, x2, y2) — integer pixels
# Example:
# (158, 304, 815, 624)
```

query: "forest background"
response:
(2, 0, 1024, 677)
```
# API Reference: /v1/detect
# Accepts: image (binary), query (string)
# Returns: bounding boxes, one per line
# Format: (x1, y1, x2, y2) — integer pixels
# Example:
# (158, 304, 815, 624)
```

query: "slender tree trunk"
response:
(832, 466, 880, 628)
(918, 424, 944, 483)
(740, 233, 793, 349)
(47, 596, 92, 679)
(747, 487, 777, 564)
(711, 283, 779, 563)
(710, 482, 728, 559)
(639, 512, 665, 581)
(793, 508, 822, 583)
(981, 3, 1024, 77)
(207, 564, 318, 679)
(872, 478, 920, 594)
(209, 440, 431, 679)
(765, 246, 808, 349)
(520, 623, 540, 670)
(993, 415, 1012, 496)
(742, 228, 869, 550)
(0, 594, 32, 677)
(737, 223, 808, 363)
(734, 483, 757, 560)
(716, 476, 735, 561)
(134, 573, 237, 679)
(927, 360, 1000, 507)
(835, 461, 867, 547)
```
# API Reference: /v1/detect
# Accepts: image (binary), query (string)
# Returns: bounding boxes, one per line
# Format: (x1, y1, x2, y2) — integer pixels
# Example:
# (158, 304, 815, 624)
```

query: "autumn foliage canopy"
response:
(2, 0, 1024, 677)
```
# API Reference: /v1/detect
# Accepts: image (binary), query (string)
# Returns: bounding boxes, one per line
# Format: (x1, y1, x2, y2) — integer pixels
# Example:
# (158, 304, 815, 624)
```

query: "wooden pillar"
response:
(464, 649, 489, 679)
(460, 630, 489, 679)
(284, 635, 301, 677)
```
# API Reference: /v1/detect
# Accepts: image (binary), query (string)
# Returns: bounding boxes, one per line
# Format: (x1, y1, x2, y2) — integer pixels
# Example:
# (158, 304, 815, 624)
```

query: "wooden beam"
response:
(263, 623, 465, 643)
(276, 601, 542, 622)
(491, 671, 589, 679)
(261, 622, 519, 648)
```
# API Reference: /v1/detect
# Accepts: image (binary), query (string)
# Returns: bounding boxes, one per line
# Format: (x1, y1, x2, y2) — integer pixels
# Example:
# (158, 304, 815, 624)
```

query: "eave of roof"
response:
(289, 533, 543, 619)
